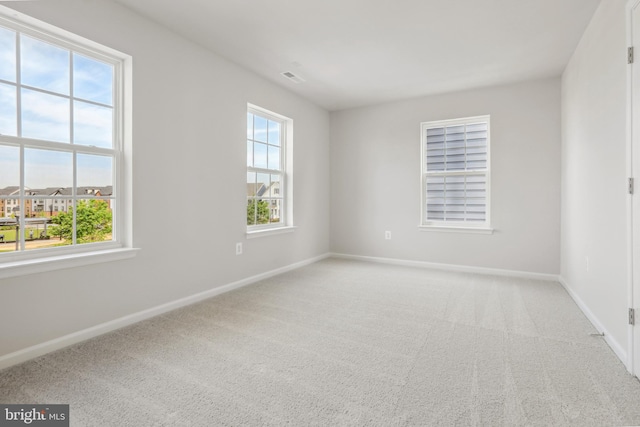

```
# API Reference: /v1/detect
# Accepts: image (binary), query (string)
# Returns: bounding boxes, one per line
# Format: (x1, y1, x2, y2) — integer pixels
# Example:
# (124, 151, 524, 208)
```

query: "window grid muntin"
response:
(0, 19, 120, 254)
(247, 108, 285, 229)
(422, 116, 490, 227)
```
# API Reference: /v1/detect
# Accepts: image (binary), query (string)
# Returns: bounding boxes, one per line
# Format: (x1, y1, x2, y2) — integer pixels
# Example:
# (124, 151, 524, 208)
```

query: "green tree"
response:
(50, 200, 112, 243)
(247, 199, 270, 225)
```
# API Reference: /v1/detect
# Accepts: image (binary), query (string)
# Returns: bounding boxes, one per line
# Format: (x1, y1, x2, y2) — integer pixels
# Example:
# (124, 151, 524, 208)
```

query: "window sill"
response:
(418, 225, 494, 235)
(0, 247, 140, 280)
(246, 226, 297, 239)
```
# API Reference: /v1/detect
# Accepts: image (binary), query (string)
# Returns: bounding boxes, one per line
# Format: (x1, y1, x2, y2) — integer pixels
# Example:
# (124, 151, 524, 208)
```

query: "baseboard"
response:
(0, 252, 331, 371)
(330, 253, 560, 281)
(558, 276, 628, 367)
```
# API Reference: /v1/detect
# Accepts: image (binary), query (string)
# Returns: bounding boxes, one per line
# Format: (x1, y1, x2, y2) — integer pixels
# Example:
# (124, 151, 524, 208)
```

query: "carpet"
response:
(1, 258, 639, 426)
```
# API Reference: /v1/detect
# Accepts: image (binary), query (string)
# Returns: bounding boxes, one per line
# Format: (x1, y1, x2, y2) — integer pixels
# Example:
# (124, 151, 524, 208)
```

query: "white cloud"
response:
(20, 34, 69, 95)
(21, 89, 70, 142)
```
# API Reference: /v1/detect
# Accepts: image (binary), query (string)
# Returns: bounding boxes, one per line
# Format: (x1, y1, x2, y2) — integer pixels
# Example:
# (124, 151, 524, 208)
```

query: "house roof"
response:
(247, 183, 267, 197)
(0, 186, 114, 197)
(0, 186, 19, 196)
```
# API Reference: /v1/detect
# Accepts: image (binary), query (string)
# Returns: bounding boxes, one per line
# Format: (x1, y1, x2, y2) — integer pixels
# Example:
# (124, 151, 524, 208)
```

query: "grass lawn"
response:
(0, 227, 52, 242)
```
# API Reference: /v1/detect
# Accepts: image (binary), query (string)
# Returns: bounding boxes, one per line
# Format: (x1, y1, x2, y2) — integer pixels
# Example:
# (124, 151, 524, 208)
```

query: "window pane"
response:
(254, 115, 267, 143)
(247, 172, 256, 197)
(25, 148, 72, 190)
(21, 34, 69, 95)
(0, 26, 16, 83)
(73, 100, 112, 148)
(246, 140, 253, 167)
(257, 173, 269, 196)
(4, 199, 20, 218)
(246, 199, 257, 226)
(73, 53, 113, 105)
(254, 199, 269, 224)
(268, 145, 280, 170)
(0, 213, 18, 253)
(270, 174, 281, 196)
(0, 145, 18, 191)
(77, 154, 112, 189)
(268, 120, 280, 146)
(269, 199, 281, 223)
(21, 88, 70, 143)
(0, 83, 17, 136)
(254, 142, 267, 169)
(247, 113, 253, 140)
(76, 199, 113, 245)
(24, 209, 59, 251)
(27, 198, 46, 218)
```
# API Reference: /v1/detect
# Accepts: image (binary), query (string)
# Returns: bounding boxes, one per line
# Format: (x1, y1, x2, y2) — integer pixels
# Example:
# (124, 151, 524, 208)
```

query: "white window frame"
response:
(246, 104, 294, 238)
(0, 6, 136, 279)
(419, 115, 493, 234)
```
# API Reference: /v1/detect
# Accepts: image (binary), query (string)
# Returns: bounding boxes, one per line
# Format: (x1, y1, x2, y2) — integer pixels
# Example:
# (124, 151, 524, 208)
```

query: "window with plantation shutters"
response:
(421, 116, 491, 229)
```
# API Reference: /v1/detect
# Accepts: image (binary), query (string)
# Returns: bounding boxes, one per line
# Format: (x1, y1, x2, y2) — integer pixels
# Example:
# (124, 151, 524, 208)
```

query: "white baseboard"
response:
(558, 276, 628, 367)
(330, 253, 560, 282)
(0, 252, 331, 371)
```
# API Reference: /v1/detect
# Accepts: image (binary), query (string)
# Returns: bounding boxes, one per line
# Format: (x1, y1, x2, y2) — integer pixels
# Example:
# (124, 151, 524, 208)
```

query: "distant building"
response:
(247, 181, 280, 221)
(0, 186, 113, 218)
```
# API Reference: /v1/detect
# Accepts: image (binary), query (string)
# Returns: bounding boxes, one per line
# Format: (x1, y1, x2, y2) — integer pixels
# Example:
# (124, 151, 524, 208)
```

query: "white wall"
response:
(0, 0, 330, 358)
(330, 78, 562, 274)
(561, 0, 629, 358)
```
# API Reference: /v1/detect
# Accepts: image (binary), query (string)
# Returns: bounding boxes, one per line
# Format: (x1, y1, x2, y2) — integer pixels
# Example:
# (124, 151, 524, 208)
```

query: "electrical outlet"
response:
(236, 242, 243, 255)
(385, 231, 391, 240)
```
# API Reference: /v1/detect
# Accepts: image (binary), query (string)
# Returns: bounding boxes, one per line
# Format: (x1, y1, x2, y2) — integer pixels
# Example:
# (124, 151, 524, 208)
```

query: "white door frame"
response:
(628, 0, 640, 378)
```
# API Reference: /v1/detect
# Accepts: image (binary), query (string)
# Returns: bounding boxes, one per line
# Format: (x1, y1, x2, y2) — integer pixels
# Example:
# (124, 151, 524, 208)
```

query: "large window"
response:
(246, 106, 290, 231)
(421, 116, 491, 230)
(0, 8, 131, 264)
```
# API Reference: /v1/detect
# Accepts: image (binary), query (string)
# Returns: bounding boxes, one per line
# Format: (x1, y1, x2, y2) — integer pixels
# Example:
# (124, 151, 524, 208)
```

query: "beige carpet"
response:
(1, 258, 640, 426)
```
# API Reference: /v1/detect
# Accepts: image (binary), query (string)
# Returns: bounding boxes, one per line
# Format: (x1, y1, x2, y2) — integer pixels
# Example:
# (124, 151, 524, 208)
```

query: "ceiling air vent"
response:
(281, 71, 305, 84)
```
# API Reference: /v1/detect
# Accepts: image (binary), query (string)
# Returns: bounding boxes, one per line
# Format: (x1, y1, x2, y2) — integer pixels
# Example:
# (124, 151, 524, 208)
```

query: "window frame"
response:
(0, 5, 135, 278)
(246, 104, 293, 236)
(419, 115, 493, 233)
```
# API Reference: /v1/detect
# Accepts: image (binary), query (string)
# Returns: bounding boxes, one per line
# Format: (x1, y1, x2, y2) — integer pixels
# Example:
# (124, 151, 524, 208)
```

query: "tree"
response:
(247, 199, 270, 225)
(50, 200, 112, 243)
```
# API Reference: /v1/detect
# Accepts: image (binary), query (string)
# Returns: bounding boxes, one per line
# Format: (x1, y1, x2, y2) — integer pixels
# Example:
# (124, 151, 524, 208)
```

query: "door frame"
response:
(628, 0, 640, 377)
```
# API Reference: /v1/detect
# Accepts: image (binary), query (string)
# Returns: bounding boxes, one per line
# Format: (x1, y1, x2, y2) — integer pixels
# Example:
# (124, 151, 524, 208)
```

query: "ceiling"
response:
(113, 0, 601, 111)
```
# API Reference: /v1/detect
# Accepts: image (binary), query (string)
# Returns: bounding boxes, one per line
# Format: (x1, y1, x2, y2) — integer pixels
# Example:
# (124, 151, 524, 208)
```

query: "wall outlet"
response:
(385, 231, 391, 240)
(236, 242, 243, 255)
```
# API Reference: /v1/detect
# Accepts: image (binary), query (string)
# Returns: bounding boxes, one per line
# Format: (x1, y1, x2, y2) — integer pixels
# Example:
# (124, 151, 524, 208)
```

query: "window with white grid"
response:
(246, 105, 290, 231)
(0, 7, 132, 266)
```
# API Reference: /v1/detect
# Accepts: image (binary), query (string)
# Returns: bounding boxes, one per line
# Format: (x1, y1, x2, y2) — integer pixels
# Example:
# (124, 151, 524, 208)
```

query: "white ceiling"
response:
(114, 0, 601, 111)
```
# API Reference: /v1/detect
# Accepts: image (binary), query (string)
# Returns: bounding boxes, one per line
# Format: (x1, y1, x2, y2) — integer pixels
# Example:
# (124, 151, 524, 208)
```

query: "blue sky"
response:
(0, 26, 114, 190)
(246, 112, 281, 190)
